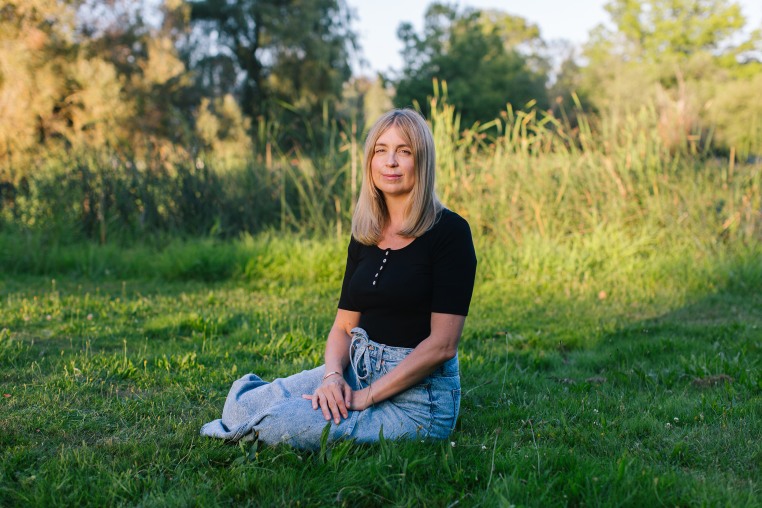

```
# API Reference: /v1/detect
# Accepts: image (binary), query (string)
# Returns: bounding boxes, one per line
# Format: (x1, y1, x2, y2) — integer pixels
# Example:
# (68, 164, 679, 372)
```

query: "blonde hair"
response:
(351, 109, 443, 245)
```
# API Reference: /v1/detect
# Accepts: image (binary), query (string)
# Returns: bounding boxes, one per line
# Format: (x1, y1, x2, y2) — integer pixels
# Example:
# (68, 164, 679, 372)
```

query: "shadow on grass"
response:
(457, 258, 761, 506)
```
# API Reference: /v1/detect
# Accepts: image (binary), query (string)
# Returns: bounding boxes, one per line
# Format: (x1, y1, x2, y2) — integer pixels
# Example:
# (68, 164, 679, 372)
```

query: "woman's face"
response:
(371, 125, 416, 200)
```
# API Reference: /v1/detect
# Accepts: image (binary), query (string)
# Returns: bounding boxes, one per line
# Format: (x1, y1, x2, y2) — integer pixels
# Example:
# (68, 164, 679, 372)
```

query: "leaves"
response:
(395, 3, 549, 126)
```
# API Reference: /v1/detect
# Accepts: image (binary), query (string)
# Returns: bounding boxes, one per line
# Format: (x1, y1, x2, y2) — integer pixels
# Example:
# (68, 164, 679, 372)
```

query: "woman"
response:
(201, 109, 477, 449)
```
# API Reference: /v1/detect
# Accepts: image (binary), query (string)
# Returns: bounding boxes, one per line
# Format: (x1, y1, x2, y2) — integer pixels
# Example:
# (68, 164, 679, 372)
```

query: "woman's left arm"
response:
(349, 312, 465, 410)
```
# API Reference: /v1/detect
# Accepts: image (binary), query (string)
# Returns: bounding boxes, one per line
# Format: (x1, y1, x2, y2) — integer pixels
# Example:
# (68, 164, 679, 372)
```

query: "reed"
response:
(3, 92, 760, 249)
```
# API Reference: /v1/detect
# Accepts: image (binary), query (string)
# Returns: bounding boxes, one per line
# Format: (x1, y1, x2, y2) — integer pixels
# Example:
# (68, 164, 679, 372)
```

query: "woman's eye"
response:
(399, 149, 412, 155)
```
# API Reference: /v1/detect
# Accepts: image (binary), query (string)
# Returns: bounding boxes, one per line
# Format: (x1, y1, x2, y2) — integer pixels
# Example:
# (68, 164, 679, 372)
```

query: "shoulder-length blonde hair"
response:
(351, 109, 443, 245)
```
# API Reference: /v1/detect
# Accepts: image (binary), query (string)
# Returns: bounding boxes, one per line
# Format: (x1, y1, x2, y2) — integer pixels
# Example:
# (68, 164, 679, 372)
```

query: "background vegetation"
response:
(1, 0, 761, 506)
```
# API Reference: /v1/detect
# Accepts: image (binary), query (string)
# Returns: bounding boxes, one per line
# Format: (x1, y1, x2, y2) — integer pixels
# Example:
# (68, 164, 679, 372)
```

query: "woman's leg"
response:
(201, 336, 460, 448)
(201, 366, 328, 442)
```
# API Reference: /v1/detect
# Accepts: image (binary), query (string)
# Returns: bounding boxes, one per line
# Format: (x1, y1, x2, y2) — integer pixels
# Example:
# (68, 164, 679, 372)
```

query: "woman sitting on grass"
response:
(201, 108, 477, 449)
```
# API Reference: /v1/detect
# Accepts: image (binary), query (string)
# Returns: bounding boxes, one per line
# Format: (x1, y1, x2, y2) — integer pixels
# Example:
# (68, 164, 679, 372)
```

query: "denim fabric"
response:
(200, 327, 461, 450)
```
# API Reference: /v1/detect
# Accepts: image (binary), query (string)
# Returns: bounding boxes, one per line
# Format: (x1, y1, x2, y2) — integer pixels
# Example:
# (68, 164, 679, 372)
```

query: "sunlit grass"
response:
(1, 231, 760, 505)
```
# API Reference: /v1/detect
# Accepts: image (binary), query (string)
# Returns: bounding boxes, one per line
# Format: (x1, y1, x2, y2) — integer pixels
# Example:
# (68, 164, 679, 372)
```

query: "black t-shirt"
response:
(338, 208, 477, 348)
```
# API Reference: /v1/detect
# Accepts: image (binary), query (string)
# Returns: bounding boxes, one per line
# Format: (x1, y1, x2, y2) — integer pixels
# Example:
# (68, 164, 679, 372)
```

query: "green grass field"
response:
(1, 232, 759, 507)
(2, 101, 760, 506)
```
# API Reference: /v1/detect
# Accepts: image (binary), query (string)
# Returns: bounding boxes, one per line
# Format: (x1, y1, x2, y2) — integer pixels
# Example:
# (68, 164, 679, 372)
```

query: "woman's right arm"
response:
(302, 309, 360, 424)
(323, 309, 360, 379)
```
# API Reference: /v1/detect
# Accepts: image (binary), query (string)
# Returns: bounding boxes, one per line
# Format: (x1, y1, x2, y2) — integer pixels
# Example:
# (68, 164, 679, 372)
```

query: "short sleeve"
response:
(338, 237, 361, 311)
(430, 213, 477, 315)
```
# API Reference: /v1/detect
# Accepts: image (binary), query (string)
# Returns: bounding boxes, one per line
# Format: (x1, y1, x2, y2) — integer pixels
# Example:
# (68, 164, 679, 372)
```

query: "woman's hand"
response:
(348, 387, 373, 412)
(302, 374, 352, 424)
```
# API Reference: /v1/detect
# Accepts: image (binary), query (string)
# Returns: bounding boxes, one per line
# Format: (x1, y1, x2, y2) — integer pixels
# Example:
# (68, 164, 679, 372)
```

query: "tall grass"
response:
(2, 92, 759, 249)
(1, 93, 760, 339)
(429, 93, 760, 247)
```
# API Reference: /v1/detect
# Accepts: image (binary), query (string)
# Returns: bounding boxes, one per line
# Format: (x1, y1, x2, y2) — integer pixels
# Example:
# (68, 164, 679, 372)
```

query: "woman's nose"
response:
(386, 152, 398, 167)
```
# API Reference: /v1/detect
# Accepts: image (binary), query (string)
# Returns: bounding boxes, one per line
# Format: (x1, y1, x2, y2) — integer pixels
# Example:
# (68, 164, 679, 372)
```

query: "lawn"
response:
(1, 235, 759, 507)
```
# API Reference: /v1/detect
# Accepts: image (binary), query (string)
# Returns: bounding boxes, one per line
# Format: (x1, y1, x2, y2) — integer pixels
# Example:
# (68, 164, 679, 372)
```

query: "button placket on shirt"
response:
(372, 249, 390, 287)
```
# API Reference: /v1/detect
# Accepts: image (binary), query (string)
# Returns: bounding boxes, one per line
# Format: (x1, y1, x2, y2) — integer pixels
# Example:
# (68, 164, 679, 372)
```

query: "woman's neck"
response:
(384, 198, 408, 233)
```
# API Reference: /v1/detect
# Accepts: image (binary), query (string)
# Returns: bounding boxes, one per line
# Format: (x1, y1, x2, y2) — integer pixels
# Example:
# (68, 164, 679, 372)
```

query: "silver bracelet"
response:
(322, 370, 341, 380)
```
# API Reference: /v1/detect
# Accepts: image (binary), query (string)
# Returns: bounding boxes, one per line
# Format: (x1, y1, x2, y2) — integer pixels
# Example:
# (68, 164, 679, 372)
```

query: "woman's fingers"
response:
(304, 388, 340, 422)
(324, 383, 348, 423)
(328, 382, 349, 419)
(326, 394, 342, 424)
(319, 392, 333, 421)
(301, 393, 318, 410)
(304, 379, 351, 423)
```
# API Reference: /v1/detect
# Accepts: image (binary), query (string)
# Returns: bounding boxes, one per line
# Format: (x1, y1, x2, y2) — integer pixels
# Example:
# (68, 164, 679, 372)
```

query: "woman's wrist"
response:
(351, 386, 374, 411)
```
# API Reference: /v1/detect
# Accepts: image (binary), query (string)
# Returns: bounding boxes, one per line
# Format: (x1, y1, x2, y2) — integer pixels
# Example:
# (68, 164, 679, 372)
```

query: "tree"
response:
(580, 0, 762, 153)
(0, 0, 81, 159)
(338, 75, 393, 133)
(0, 0, 200, 165)
(187, 0, 357, 133)
(601, 0, 753, 63)
(77, 0, 197, 147)
(394, 3, 549, 126)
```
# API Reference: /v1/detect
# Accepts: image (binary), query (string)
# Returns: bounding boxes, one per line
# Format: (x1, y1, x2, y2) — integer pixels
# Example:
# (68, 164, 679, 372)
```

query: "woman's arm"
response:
(349, 312, 466, 411)
(302, 309, 360, 423)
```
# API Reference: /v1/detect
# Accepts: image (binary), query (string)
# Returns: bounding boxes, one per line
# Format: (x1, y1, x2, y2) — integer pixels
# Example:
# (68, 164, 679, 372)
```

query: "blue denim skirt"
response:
(200, 327, 461, 449)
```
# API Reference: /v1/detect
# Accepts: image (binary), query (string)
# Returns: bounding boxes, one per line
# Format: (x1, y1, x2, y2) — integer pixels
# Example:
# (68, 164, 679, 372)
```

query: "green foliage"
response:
(195, 94, 253, 165)
(1, 0, 360, 172)
(2, 88, 761, 250)
(395, 3, 549, 126)
(0, 0, 196, 166)
(338, 75, 394, 135)
(708, 73, 762, 156)
(602, 0, 749, 61)
(188, 0, 356, 143)
(580, 0, 762, 156)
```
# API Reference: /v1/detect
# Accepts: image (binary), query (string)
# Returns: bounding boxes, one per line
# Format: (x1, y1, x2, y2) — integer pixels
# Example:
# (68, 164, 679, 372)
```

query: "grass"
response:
(1, 96, 760, 505)
(0, 232, 760, 507)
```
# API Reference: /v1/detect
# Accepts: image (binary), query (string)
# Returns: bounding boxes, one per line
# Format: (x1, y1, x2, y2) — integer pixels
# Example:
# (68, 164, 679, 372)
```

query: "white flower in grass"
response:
(450, 441, 456, 447)
(665, 422, 672, 429)
(481, 445, 487, 450)
(673, 417, 679, 422)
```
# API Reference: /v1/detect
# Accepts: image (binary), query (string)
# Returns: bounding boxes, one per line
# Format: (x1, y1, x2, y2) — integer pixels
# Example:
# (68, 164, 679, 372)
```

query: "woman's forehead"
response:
(377, 125, 411, 145)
